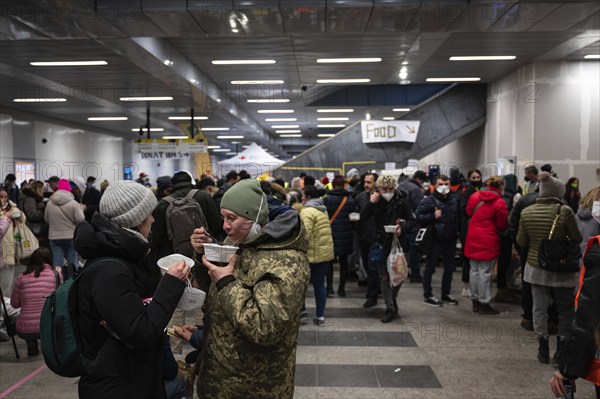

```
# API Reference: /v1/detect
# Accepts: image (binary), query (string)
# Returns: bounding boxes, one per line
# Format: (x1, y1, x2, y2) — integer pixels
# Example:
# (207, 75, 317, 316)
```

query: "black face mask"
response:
(470, 181, 482, 188)
(524, 176, 530, 182)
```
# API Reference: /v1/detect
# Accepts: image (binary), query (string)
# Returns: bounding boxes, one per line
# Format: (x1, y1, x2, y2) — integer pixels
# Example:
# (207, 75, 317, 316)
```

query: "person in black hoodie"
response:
(81, 176, 102, 223)
(74, 180, 189, 399)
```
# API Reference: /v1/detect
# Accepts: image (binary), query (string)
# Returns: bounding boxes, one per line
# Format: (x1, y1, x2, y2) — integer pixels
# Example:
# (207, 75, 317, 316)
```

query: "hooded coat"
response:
(74, 214, 185, 399)
(197, 210, 310, 399)
(323, 188, 355, 256)
(19, 187, 45, 223)
(576, 206, 600, 255)
(299, 199, 334, 264)
(464, 187, 509, 261)
(44, 190, 85, 240)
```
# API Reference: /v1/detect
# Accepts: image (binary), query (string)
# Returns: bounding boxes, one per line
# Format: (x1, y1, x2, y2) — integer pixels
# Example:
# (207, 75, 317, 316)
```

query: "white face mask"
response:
(592, 200, 600, 224)
(381, 192, 394, 201)
(243, 196, 264, 243)
(436, 185, 450, 195)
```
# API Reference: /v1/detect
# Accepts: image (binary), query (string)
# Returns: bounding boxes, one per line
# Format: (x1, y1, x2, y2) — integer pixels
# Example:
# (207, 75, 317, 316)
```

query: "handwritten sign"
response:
(361, 120, 420, 144)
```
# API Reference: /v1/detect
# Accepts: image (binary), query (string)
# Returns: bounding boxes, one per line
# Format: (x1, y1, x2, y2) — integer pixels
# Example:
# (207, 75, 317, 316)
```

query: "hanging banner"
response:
(361, 120, 420, 144)
(134, 137, 207, 160)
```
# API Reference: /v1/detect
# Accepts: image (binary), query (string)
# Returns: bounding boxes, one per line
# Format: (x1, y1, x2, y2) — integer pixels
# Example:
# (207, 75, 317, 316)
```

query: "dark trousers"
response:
(497, 235, 512, 289)
(405, 231, 422, 278)
(327, 255, 349, 291)
(423, 240, 456, 299)
(359, 240, 380, 299)
(460, 237, 470, 283)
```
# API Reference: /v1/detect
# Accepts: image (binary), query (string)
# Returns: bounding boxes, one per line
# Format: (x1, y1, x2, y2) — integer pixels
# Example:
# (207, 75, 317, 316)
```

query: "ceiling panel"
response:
(486, 2, 561, 32)
(529, 2, 600, 31)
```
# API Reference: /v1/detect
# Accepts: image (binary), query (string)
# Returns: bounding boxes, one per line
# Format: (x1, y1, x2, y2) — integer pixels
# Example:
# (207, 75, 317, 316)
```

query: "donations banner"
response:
(134, 137, 207, 160)
(361, 120, 420, 144)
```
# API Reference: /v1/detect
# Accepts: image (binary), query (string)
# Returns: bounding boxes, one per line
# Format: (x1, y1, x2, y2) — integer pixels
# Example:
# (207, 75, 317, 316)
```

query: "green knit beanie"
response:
(220, 179, 269, 224)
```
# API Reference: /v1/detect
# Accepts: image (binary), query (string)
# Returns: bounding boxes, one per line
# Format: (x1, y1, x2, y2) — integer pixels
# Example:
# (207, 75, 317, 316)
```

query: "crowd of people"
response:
(0, 163, 598, 398)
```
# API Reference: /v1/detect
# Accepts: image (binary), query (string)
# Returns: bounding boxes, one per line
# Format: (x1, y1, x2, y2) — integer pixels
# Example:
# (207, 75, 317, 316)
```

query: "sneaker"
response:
(326, 287, 335, 298)
(313, 317, 325, 327)
(300, 311, 308, 323)
(520, 318, 534, 331)
(363, 297, 377, 308)
(423, 296, 443, 307)
(461, 288, 472, 298)
(441, 295, 459, 305)
(381, 308, 397, 323)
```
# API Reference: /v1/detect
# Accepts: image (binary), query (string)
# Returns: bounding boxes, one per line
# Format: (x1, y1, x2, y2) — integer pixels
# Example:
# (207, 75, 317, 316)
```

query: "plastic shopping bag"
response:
(387, 236, 408, 287)
(14, 220, 39, 261)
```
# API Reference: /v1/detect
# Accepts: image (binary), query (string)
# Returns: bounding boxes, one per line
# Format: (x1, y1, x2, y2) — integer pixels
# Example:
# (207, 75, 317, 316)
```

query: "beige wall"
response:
(419, 61, 600, 195)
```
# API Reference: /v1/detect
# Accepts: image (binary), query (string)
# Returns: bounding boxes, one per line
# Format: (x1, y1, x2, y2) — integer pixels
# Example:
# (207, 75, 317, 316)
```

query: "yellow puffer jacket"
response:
(299, 201, 334, 264)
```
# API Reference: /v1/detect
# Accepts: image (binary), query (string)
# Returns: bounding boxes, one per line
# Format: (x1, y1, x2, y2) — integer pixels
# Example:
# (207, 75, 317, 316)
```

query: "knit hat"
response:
(220, 179, 268, 224)
(538, 172, 565, 199)
(332, 175, 346, 187)
(346, 168, 359, 179)
(57, 179, 71, 192)
(413, 170, 427, 181)
(100, 180, 157, 228)
(73, 176, 86, 192)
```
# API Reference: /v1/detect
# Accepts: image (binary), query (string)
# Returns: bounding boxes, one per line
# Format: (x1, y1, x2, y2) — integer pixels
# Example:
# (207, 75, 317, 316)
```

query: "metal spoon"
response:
(204, 230, 224, 246)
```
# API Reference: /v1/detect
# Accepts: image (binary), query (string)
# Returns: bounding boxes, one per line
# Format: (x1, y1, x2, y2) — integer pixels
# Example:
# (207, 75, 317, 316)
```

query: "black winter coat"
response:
(324, 188, 355, 256)
(354, 191, 377, 244)
(82, 186, 102, 223)
(415, 191, 460, 243)
(74, 214, 185, 399)
(508, 192, 539, 246)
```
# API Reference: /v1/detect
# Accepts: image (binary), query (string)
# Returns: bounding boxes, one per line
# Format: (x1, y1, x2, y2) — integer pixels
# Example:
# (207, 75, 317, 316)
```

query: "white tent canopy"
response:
(215, 143, 285, 178)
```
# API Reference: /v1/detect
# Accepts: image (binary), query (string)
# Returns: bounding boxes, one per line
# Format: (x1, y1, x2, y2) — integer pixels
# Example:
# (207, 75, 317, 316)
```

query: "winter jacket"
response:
(398, 178, 424, 212)
(0, 216, 10, 270)
(82, 185, 102, 223)
(464, 187, 509, 261)
(1, 200, 21, 266)
(459, 183, 481, 242)
(266, 195, 293, 221)
(576, 206, 600, 255)
(299, 199, 334, 264)
(508, 191, 538, 246)
(324, 188, 355, 256)
(560, 236, 600, 383)
(517, 198, 583, 269)
(44, 190, 85, 240)
(74, 213, 185, 399)
(19, 187, 45, 223)
(354, 190, 378, 244)
(415, 190, 460, 243)
(10, 265, 60, 334)
(197, 210, 310, 399)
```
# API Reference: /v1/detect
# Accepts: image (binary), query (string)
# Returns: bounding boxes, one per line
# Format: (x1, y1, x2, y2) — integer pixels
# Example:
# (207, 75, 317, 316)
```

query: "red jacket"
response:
(464, 187, 509, 261)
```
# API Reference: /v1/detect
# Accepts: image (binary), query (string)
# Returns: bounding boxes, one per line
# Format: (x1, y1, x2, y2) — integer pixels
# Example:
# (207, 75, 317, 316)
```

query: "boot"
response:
(478, 303, 500, 315)
(472, 300, 479, 313)
(27, 340, 39, 356)
(537, 336, 550, 364)
(551, 336, 567, 366)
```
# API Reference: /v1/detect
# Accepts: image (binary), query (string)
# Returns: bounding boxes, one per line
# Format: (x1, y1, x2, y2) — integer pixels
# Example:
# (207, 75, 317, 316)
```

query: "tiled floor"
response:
(1, 267, 597, 398)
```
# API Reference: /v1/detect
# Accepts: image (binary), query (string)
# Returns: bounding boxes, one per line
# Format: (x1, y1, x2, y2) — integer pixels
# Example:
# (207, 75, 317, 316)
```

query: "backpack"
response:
(163, 189, 208, 257)
(40, 257, 120, 377)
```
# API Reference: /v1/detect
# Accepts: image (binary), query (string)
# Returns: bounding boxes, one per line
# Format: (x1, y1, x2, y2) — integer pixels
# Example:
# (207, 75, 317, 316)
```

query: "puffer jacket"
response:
(19, 187, 45, 223)
(197, 210, 310, 399)
(517, 198, 583, 268)
(464, 187, 509, 261)
(0, 215, 10, 270)
(74, 213, 185, 399)
(323, 188, 355, 256)
(10, 265, 60, 334)
(560, 236, 600, 383)
(299, 200, 334, 264)
(44, 190, 85, 240)
(576, 206, 600, 255)
(415, 190, 460, 243)
(1, 201, 20, 266)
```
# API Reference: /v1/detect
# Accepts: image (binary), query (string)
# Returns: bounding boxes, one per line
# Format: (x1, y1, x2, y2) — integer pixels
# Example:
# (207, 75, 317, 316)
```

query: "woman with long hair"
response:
(564, 177, 581, 213)
(576, 186, 600, 254)
(10, 247, 61, 355)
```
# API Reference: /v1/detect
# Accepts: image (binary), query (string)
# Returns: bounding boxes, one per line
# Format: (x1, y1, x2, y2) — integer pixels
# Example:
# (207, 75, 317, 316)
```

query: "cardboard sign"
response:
(361, 120, 420, 144)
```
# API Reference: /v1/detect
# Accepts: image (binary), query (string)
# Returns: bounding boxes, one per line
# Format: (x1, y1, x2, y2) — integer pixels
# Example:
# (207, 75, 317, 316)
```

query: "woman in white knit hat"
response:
(73, 180, 190, 399)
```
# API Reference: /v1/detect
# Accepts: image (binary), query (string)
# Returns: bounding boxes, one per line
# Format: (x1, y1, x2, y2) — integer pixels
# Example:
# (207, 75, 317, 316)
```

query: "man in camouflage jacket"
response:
(191, 179, 310, 399)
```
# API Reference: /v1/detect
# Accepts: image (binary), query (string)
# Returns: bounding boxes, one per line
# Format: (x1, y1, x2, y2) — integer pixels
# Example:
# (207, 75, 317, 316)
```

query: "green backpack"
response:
(40, 257, 120, 377)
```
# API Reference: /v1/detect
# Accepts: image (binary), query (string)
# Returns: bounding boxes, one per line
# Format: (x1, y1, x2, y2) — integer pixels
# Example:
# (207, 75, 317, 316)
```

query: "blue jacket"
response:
(415, 190, 460, 243)
(324, 188, 355, 256)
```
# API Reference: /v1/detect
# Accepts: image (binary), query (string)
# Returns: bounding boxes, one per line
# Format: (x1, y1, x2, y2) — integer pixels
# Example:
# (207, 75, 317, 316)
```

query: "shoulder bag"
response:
(538, 205, 581, 274)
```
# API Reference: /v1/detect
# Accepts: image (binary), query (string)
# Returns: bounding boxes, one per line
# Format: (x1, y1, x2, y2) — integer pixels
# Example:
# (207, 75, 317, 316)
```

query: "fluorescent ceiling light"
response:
(318, 124, 346, 128)
(426, 77, 481, 82)
(383, 117, 395, 121)
(584, 55, 600, 59)
(257, 110, 294, 113)
(247, 99, 290, 103)
(279, 134, 302, 138)
(318, 134, 335, 138)
(212, 60, 276, 65)
(131, 128, 164, 132)
(317, 109, 354, 113)
(162, 135, 189, 140)
(168, 116, 208, 120)
(231, 80, 284, 84)
(120, 96, 173, 101)
(201, 127, 230, 131)
(316, 58, 382, 63)
(87, 116, 128, 121)
(271, 125, 299, 129)
(217, 135, 244, 139)
(30, 61, 107, 66)
(393, 108, 410, 112)
(449, 56, 516, 61)
(207, 146, 221, 149)
(13, 98, 66, 102)
(317, 117, 349, 121)
(212, 149, 231, 152)
(276, 130, 301, 133)
(265, 118, 297, 122)
(316, 79, 370, 84)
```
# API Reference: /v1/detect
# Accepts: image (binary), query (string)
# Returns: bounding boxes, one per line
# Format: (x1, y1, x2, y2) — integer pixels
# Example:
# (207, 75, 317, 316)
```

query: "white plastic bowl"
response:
(384, 225, 397, 233)
(348, 212, 360, 222)
(203, 243, 239, 265)
(157, 254, 195, 275)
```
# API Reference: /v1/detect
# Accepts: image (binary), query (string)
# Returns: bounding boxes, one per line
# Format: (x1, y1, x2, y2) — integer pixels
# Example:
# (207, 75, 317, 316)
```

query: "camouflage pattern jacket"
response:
(197, 210, 310, 399)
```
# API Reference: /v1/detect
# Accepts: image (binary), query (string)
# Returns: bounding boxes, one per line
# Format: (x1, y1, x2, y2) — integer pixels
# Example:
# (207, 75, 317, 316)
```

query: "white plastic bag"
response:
(177, 279, 206, 311)
(387, 236, 408, 287)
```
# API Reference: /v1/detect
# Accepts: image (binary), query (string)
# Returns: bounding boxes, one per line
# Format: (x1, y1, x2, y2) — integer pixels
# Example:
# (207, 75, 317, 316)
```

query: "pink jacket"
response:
(10, 265, 61, 334)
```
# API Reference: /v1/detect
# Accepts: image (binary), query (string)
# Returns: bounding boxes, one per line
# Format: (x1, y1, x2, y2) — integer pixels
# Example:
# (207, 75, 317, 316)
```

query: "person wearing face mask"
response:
(459, 168, 483, 298)
(190, 179, 310, 399)
(523, 165, 539, 195)
(415, 175, 461, 307)
(360, 175, 417, 322)
(576, 187, 600, 256)
(0, 188, 24, 295)
(0, 174, 20, 205)
(564, 177, 581, 213)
